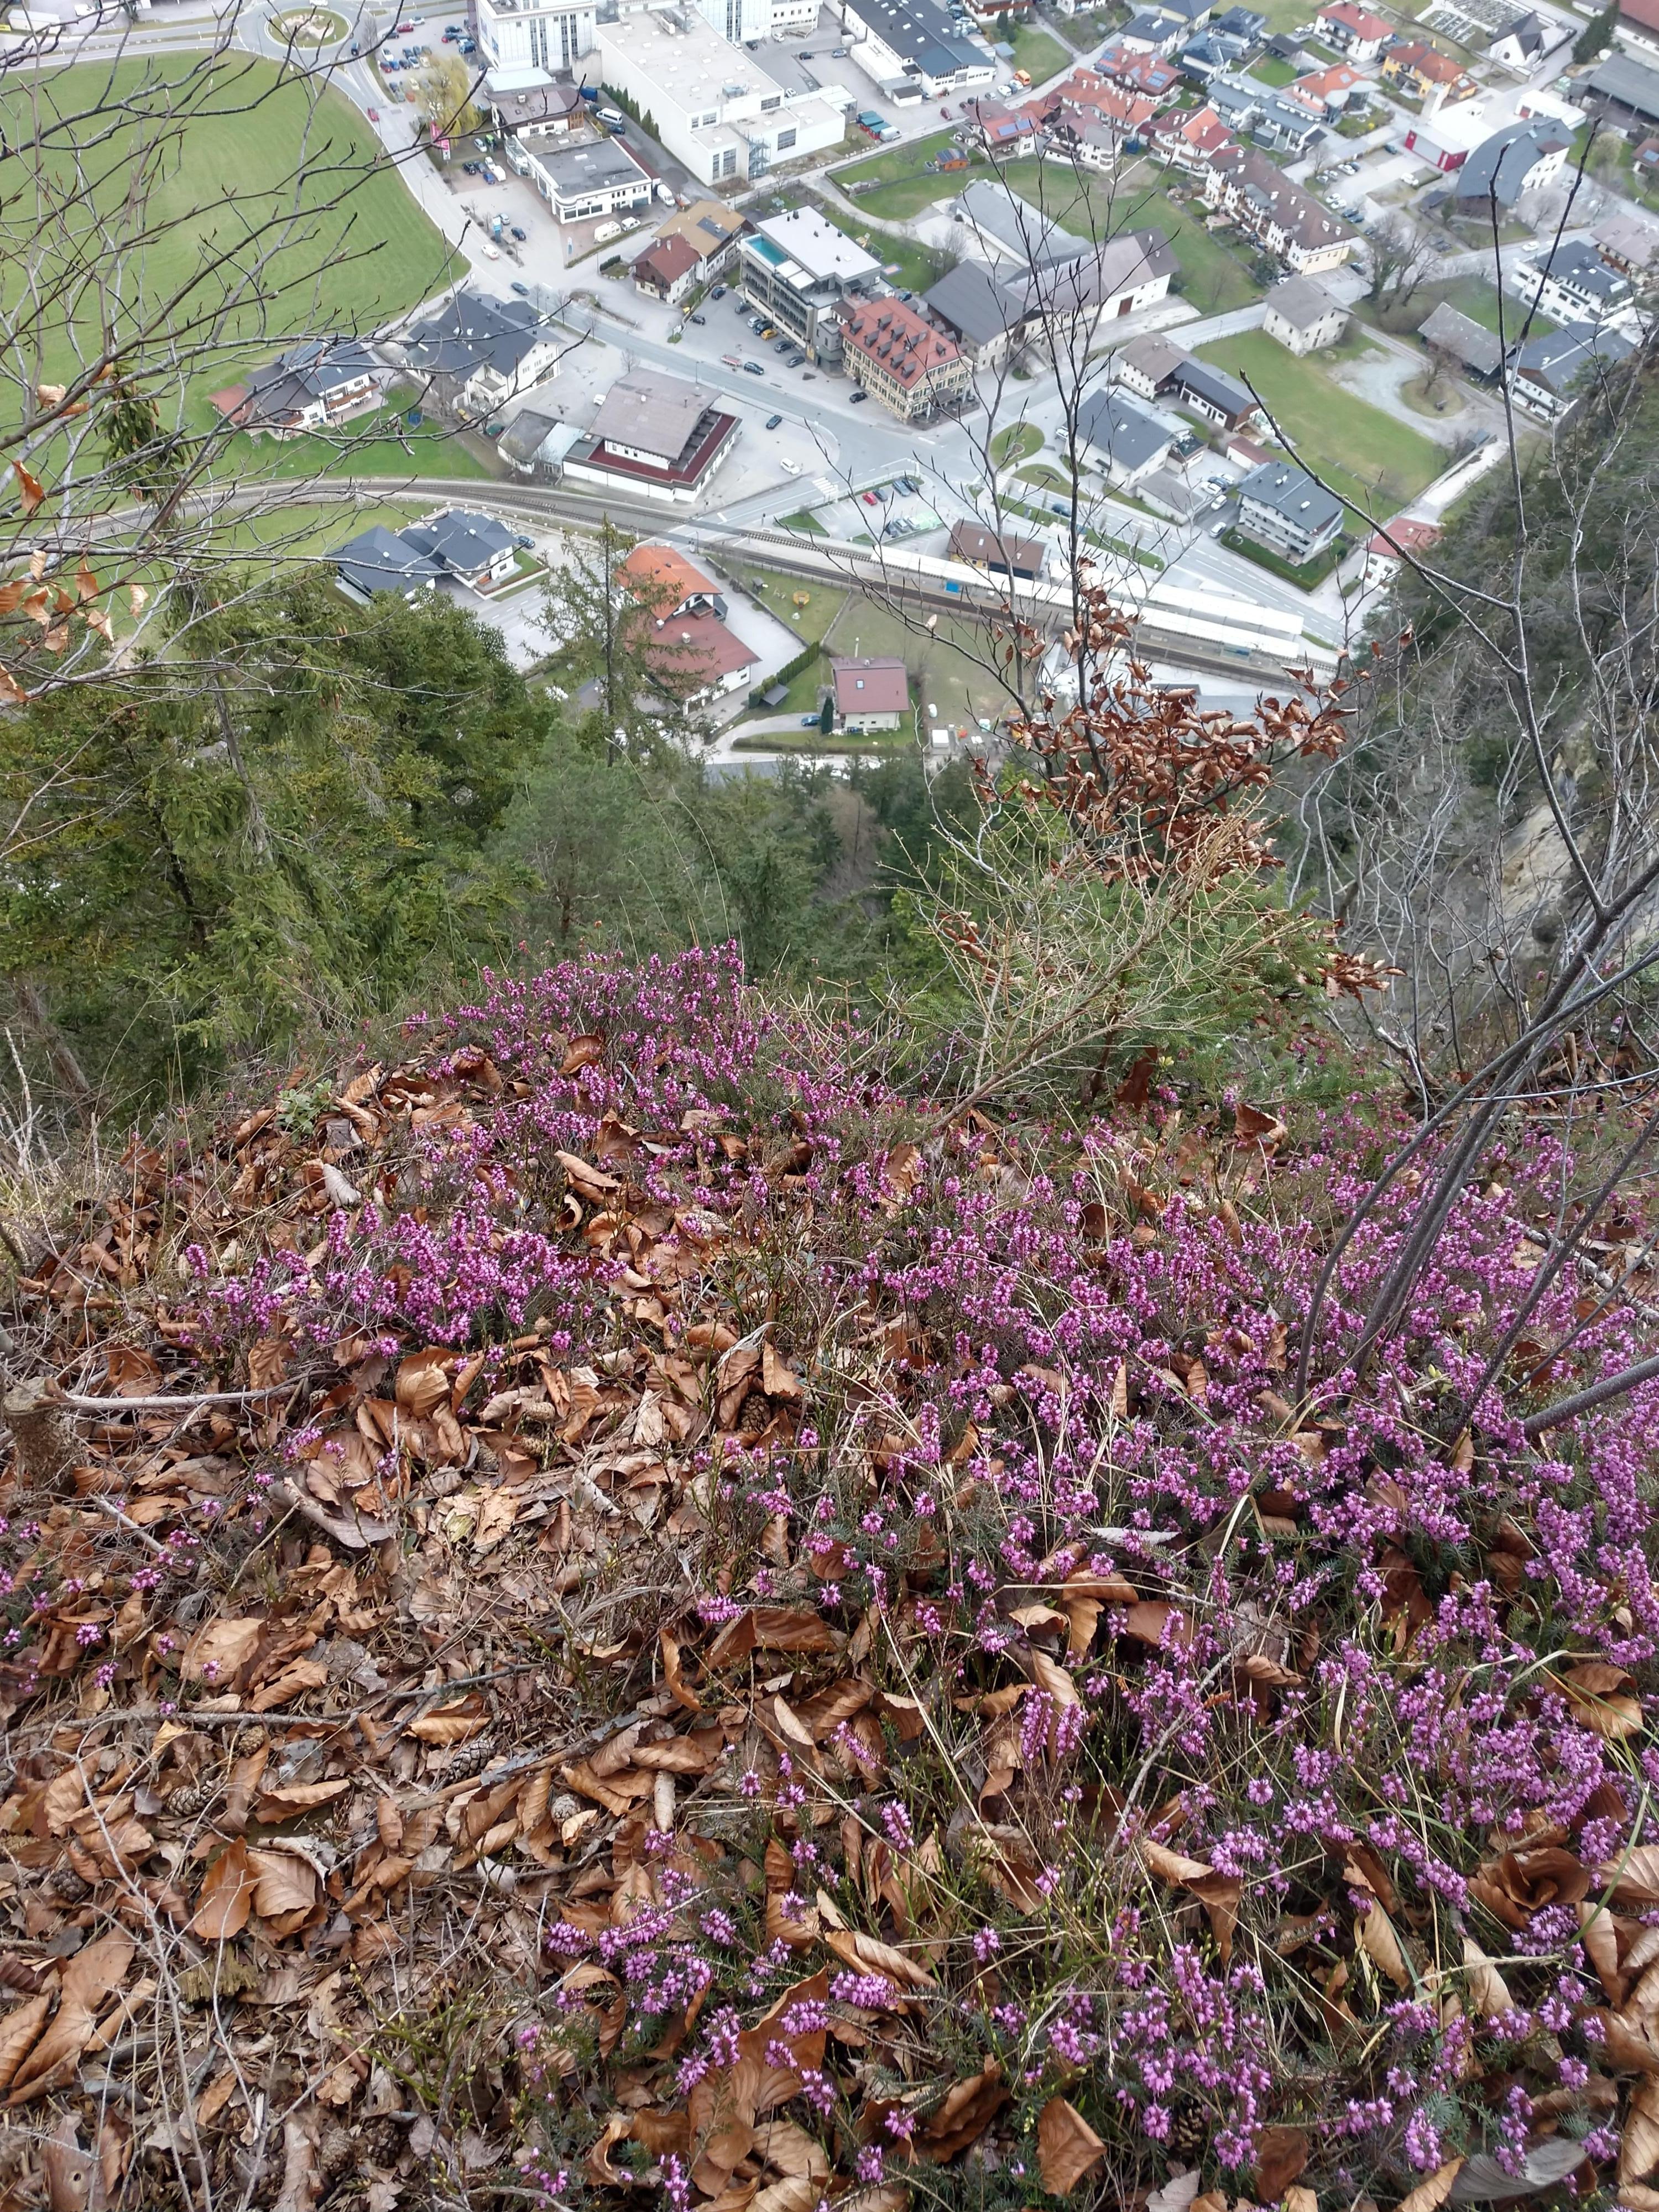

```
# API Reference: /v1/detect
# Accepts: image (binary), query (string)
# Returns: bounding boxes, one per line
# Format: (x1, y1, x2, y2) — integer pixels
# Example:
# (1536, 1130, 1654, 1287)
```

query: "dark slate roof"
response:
(1077, 387, 1175, 470)
(843, 0, 984, 80)
(924, 260, 1029, 345)
(498, 407, 565, 464)
(1453, 116, 1570, 204)
(335, 525, 442, 597)
(1511, 319, 1637, 393)
(401, 509, 516, 573)
(1531, 238, 1633, 306)
(1238, 459, 1343, 534)
(1417, 300, 1504, 374)
(403, 290, 548, 380)
(1588, 50, 1659, 120)
(1493, 8, 1546, 52)
(242, 338, 382, 418)
(1171, 356, 1256, 416)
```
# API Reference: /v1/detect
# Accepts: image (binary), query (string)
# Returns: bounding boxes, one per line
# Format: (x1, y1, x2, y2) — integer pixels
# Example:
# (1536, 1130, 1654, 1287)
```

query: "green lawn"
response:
(1355, 274, 1556, 345)
(1009, 165, 1261, 316)
(811, 200, 951, 291)
(992, 421, 1043, 465)
(194, 395, 495, 484)
(1194, 328, 1444, 522)
(830, 129, 995, 221)
(1009, 24, 1071, 81)
(2, 58, 458, 409)
(1251, 54, 1299, 85)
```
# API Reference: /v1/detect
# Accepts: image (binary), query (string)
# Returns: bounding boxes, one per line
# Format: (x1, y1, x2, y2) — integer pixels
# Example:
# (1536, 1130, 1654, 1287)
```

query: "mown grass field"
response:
(1009, 163, 1262, 316)
(1, 57, 458, 415)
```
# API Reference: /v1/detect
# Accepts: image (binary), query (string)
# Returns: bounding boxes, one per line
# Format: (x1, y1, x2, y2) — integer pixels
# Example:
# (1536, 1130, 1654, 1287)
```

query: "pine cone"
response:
(45, 1869, 91, 1905)
(1170, 2102, 1207, 2159)
(167, 1780, 218, 1817)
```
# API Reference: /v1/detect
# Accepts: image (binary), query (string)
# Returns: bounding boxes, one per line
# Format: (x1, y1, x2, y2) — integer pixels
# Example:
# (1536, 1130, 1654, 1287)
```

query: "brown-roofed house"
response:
(948, 521, 1046, 580)
(1380, 39, 1478, 110)
(617, 542, 721, 615)
(841, 299, 972, 422)
(633, 233, 702, 307)
(1208, 144, 1357, 272)
(640, 609, 757, 705)
(832, 658, 911, 732)
(653, 200, 751, 282)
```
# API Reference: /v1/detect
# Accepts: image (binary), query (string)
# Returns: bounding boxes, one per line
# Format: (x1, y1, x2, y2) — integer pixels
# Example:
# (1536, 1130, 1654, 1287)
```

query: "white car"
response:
(479, 239, 500, 259)
(780, 456, 801, 474)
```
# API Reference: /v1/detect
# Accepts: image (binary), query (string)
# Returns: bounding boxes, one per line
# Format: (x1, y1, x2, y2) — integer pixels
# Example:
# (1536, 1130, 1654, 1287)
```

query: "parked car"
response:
(800, 715, 819, 727)
(765, 412, 782, 428)
(781, 456, 800, 474)
(750, 316, 765, 333)
(711, 284, 727, 298)
(480, 239, 500, 258)
(458, 38, 474, 53)
(760, 324, 777, 338)
(690, 312, 706, 324)
(832, 44, 847, 54)
(514, 534, 533, 549)
(484, 422, 503, 437)
(743, 361, 766, 375)
(860, 490, 879, 505)
(786, 350, 806, 367)
(511, 225, 526, 240)
(940, 103, 951, 115)
(395, 17, 414, 28)
(773, 337, 791, 353)
(848, 389, 867, 402)
(366, 103, 380, 119)
(510, 279, 530, 295)
(462, 158, 479, 171)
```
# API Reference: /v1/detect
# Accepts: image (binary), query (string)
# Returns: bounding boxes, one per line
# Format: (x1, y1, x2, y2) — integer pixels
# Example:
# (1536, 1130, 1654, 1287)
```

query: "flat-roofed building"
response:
(524, 132, 653, 222)
(563, 368, 741, 503)
(737, 206, 881, 367)
(593, 6, 844, 185)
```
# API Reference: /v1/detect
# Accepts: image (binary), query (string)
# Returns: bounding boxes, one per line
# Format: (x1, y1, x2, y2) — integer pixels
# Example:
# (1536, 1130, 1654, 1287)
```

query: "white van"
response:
(599, 106, 625, 125)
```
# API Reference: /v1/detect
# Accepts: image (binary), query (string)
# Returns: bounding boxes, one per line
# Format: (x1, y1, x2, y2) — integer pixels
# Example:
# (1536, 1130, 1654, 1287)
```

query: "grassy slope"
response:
(1, 57, 458, 406)
(1196, 327, 1444, 518)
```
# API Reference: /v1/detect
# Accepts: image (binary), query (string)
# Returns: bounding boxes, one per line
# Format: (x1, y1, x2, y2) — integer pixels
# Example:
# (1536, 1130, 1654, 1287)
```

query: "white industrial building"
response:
(474, 0, 595, 76)
(593, 6, 844, 182)
(840, 0, 993, 97)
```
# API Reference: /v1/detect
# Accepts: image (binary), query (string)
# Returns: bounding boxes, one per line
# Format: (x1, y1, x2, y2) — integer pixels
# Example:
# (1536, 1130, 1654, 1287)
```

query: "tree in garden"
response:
(817, 689, 835, 738)
(1573, 0, 1615, 61)
(412, 48, 482, 138)
(541, 521, 717, 761)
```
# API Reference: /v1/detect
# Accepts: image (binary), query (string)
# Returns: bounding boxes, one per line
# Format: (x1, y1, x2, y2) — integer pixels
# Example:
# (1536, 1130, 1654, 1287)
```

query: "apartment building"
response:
(842, 298, 972, 421)
(398, 290, 563, 415)
(924, 260, 1029, 363)
(1517, 240, 1640, 331)
(737, 206, 881, 365)
(474, 0, 594, 76)
(1207, 144, 1357, 273)
(1261, 274, 1347, 353)
(1235, 460, 1344, 564)
(594, 7, 843, 183)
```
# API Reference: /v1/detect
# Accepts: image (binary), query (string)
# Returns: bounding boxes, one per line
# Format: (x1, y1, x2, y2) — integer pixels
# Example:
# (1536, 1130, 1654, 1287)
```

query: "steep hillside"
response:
(1, 947, 1657, 2212)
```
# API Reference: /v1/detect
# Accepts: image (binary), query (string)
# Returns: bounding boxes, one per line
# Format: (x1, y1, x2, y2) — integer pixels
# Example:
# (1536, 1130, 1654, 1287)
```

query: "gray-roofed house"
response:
(1250, 87, 1324, 152)
(1077, 388, 1176, 487)
(399, 290, 562, 416)
(1111, 330, 1190, 397)
(1519, 239, 1639, 331)
(400, 509, 518, 591)
(484, 71, 587, 138)
(1016, 228, 1176, 338)
(1167, 354, 1259, 429)
(1587, 51, 1659, 126)
(1452, 117, 1571, 209)
(1417, 300, 1505, 379)
(1508, 321, 1638, 418)
(1118, 9, 1187, 50)
(333, 525, 442, 604)
(1235, 460, 1344, 565)
(1261, 274, 1347, 353)
(208, 338, 385, 438)
(953, 179, 1090, 268)
(1595, 210, 1659, 278)
(924, 261, 1030, 364)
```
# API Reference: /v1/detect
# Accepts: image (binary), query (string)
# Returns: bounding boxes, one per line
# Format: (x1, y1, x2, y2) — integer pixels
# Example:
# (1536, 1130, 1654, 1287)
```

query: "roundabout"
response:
(268, 6, 349, 44)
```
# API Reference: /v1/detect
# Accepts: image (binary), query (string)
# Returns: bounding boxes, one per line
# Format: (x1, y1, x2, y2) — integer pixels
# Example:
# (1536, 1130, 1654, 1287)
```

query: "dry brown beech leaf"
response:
(1037, 2097, 1106, 2196)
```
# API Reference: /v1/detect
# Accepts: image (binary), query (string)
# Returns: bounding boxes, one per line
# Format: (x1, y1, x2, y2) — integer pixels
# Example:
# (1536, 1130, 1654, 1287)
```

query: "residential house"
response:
(633, 232, 703, 306)
(564, 368, 740, 502)
(484, 73, 588, 138)
(1587, 50, 1659, 126)
(832, 658, 911, 732)
(1178, 26, 1254, 78)
(1235, 460, 1344, 564)
(1077, 387, 1176, 487)
(1362, 516, 1441, 588)
(1167, 354, 1259, 428)
(1110, 330, 1190, 397)
(1507, 321, 1638, 418)
(1250, 86, 1326, 151)
(1450, 116, 1571, 206)
(524, 130, 653, 223)
(1208, 144, 1358, 273)
(593, 7, 846, 188)
(838, 0, 997, 95)
(1019, 228, 1177, 343)
(738, 207, 883, 368)
(618, 543, 723, 616)
(640, 610, 758, 705)
(1212, 3, 1267, 44)
(399, 290, 562, 416)
(947, 521, 1047, 578)
(1155, 0, 1215, 25)
(1033, 69, 1159, 159)
(333, 525, 441, 603)
(1313, 0, 1390, 59)
(1117, 8, 1186, 51)
(953, 177, 1092, 268)
(1380, 40, 1478, 113)
(1640, 133, 1659, 167)
(1142, 97, 1237, 169)
(208, 337, 384, 438)
(1288, 60, 1364, 116)
(1516, 239, 1640, 331)
(1261, 273, 1347, 352)
(1092, 41, 1182, 93)
(1618, 0, 1659, 56)
(1594, 210, 1659, 280)
(1417, 299, 1505, 379)
(1487, 10, 1558, 67)
(963, 95, 1039, 152)
(652, 201, 750, 285)
(1206, 71, 1264, 131)
(401, 509, 518, 591)
(923, 260, 1030, 364)
(842, 298, 973, 421)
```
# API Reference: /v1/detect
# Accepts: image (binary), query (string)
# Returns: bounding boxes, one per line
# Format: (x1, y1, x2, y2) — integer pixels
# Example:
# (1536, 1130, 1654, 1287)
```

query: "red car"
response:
(395, 18, 415, 28)
(366, 103, 380, 118)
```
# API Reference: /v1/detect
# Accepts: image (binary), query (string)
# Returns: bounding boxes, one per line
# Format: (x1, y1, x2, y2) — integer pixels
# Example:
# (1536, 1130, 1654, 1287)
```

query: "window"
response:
(776, 125, 796, 146)
(529, 15, 548, 65)
(760, 93, 781, 108)
(718, 145, 738, 176)
(700, 109, 718, 126)
(560, 12, 578, 63)
(726, 0, 741, 33)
